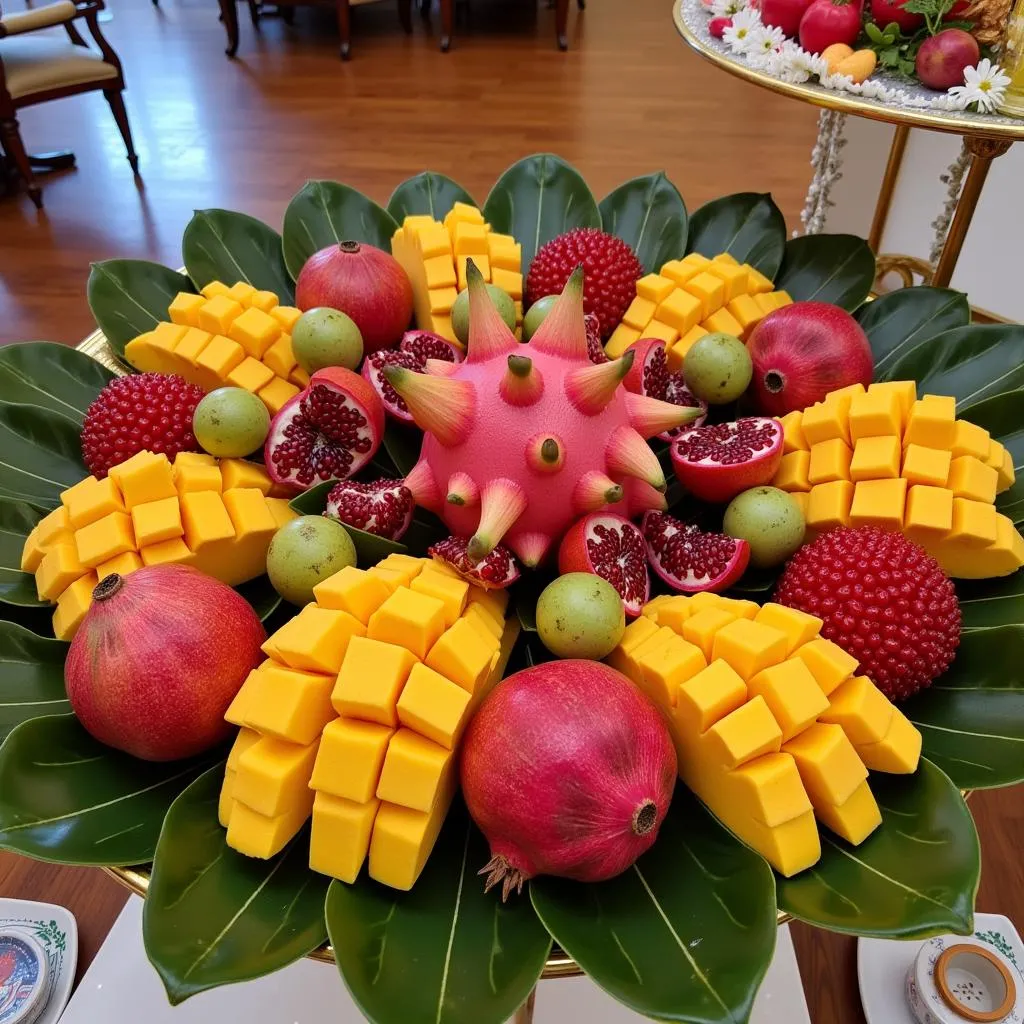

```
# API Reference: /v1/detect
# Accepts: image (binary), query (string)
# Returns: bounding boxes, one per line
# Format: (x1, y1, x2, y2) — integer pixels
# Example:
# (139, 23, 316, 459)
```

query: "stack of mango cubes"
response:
(124, 281, 307, 414)
(20, 451, 295, 640)
(220, 554, 519, 891)
(605, 252, 792, 367)
(771, 382, 1021, 579)
(391, 202, 523, 345)
(610, 593, 921, 876)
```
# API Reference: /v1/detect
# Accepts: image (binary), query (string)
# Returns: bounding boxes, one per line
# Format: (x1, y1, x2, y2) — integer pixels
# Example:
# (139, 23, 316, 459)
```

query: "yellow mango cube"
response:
(94, 549, 143, 580)
(632, 634, 707, 707)
(704, 260, 749, 301)
(947, 455, 998, 504)
(904, 396, 956, 449)
(314, 566, 392, 624)
(410, 571, 469, 627)
(743, 264, 774, 294)
(681, 607, 738, 661)
(227, 727, 261, 771)
(179, 490, 235, 557)
(726, 294, 763, 337)
(622, 296, 657, 331)
(425, 617, 498, 694)
(396, 662, 472, 749)
(452, 221, 488, 257)
(221, 460, 272, 493)
(642, 320, 680, 346)
(227, 282, 256, 304)
(850, 435, 901, 481)
(984, 437, 1006, 471)
(951, 419, 991, 461)
(265, 496, 296, 529)
(367, 588, 447, 661)
(227, 356, 276, 395)
(249, 290, 280, 313)
(429, 287, 459, 315)
(369, 786, 455, 891)
(726, 753, 812, 828)
(998, 448, 1016, 493)
(777, 412, 807, 455)
(655, 289, 702, 334)
(74, 511, 135, 569)
(168, 292, 205, 327)
(35, 505, 72, 547)
(783, 722, 867, 808)
(660, 256, 704, 286)
(753, 604, 822, 656)
(272, 306, 302, 332)
(605, 615, 660, 677)
(849, 478, 907, 530)
(819, 675, 894, 746)
(683, 272, 726, 320)
(808, 439, 852, 485)
(172, 458, 222, 494)
(813, 779, 881, 845)
(605, 323, 641, 359)
(636, 274, 675, 304)
(672, 325, 709, 362)
(801, 402, 850, 446)
(228, 307, 280, 359)
(456, 256, 489, 289)
(422, 254, 457, 290)
(139, 536, 193, 568)
(867, 380, 917, 422)
(35, 541, 86, 602)
(130, 495, 183, 548)
(271, 605, 366, 674)
(310, 717, 394, 803)
(936, 513, 1024, 579)
(108, 451, 176, 508)
(367, 566, 406, 593)
(674, 659, 747, 735)
(806, 480, 854, 533)
(174, 327, 217, 385)
(948, 497, 998, 547)
(309, 792, 379, 883)
(196, 334, 246, 383)
(848, 391, 901, 442)
(52, 571, 99, 640)
(702, 308, 744, 338)
(62, 475, 125, 530)
(747, 658, 830, 742)
(490, 267, 523, 300)
(227, 792, 314, 860)
(257, 377, 300, 415)
(905, 485, 954, 542)
(711, 619, 789, 680)
(235, 735, 320, 819)
(243, 664, 336, 746)
(704, 696, 783, 769)
(218, 770, 236, 827)
(854, 707, 921, 773)
(463, 602, 504, 642)
(773, 450, 811, 492)
(262, 335, 297, 379)
(332, 636, 418, 726)
(376, 729, 454, 813)
(197, 295, 243, 336)
(901, 444, 951, 487)
(792, 637, 857, 696)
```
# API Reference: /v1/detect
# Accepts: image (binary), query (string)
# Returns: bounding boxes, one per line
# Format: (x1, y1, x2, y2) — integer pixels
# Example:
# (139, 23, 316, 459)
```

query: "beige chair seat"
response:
(0, 30, 117, 100)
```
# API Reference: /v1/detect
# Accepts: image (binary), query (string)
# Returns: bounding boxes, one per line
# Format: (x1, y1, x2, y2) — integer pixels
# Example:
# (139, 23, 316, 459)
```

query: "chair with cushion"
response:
(0, 0, 137, 208)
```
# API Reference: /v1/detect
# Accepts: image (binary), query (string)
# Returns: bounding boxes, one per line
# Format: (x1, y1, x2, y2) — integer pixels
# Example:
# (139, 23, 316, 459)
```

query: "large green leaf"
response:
(328, 801, 551, 1024)
(958, 573, 1024, 630)
(87, 260, 194, 357)
(0, 404, 87, 508)
(144, 764, 328, 1005)
(532, 785, 776, 1024)
(888, 324, 1024, 412)
(774, 235, 876, 312)
(685, 193, 786, 278)
(0, 499, 45, 607)
(0, 623, 69, 743)
(281, 181, 399, 280)
(598, 172, 688, 275)
(857, 287, 970, 378)
(0, 343, 114, 424)
(777, 759, 979, 938)
(903, 626, 1024, 790)
(182, 210, 294, 302)
(382, 421, 423, 478)
(0, 714, 209, 864)
(234, 575, 282, 623)
(957, 389, 1024, 525)
(482, 154, 601, 269)
(386, 172, 476, 223)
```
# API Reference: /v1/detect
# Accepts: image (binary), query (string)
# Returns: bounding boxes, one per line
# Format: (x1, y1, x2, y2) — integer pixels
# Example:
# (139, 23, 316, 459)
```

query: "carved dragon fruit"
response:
(384, 264, 701, 568)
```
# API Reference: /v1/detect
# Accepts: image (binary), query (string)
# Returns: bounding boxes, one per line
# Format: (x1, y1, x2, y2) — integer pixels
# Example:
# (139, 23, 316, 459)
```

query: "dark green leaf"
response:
(532, 785, 776, 1024)
(87, 260, 194, 357)
(903, 627, 1024, 789)
(382, 421, 423, 477)
(328, 801, 551, 1024)
(0, 714, 210, 864)
(957, 389, 1024, 526)
(282, 181, 399, 280)
(598, 172, 688, 275)
(778, 759, 979, 938)
(857, 287, 970, 377)
(144, 764, 328, 1005)
(686, 193, 787, 278)
(386, 172, 477, 223)
(0, 404, 87, 508)
(958, 573, 1024, 629)
(0, 499, 45, 607)
(888, 324, 1024, 412)
(0, 343, 114, 424)
(775, 235, 876, 312)
(0, 623, 69, 743)
(402, 510, 447, 558)
(182, 210, 294, 302)
(233, 575, 282, 623)
(483, 154, 601, 269)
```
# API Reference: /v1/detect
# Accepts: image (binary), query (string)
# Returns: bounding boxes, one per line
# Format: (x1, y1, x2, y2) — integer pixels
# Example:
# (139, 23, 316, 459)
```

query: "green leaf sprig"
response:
(902, 0, 957, 35)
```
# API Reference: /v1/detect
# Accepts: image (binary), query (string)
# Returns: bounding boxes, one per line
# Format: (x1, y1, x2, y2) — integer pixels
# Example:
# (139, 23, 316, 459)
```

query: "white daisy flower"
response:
(710, 0, 747, 18)
(722, 8, 761, 51)
(745, 23, 787, 59)
(777, 42, 825, 82)
(949, 59, 1011, 112)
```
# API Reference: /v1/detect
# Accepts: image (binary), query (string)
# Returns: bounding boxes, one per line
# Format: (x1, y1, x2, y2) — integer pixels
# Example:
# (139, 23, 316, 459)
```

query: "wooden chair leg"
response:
(439, 0, 451, 49)
(555, 0, 568, 48)
(336, 0, 351, 59)
(397, 0, 412, 33)
(0, 116, 42, 208)
(218, 0, 240, 55)
(247, 0, 260, 27)
(103, 90, 140, 174)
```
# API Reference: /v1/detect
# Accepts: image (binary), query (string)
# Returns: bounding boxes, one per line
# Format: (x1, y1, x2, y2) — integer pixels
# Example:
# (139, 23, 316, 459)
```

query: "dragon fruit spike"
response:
(425, 358, 460, 377)
(405, 459, 442, 510)
(526, 433, 565, 473)
(573, 470, 624, 514)
(383, 366, 475, 447)
(508, 530, 553, 568)
(606, 425, 666, 489)
(467, 477, 527, 562)
(625, 391, 703, 439)
(529, 266, 587, 361)
(565, 350, 634, 416)
(500, 354, 545, 407)
(626, 478, 669, 516)
(446, 471, 479, 507)
(466, 260, 519, 364)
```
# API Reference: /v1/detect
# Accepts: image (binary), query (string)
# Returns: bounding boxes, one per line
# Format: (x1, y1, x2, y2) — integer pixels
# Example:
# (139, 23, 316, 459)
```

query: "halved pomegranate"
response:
(429, 536, 521, 590)
(622, 338, 708, 440)
(671, 416, 783, 504)
(399, 330, 464, 365)
(642, 511, 749, 593)
(325, 478, 414, 540)
(264, 367, 383, 493)
(585, 314, 609, 365)
(361, 349, 422, 423)
(558, 512, 649, 617)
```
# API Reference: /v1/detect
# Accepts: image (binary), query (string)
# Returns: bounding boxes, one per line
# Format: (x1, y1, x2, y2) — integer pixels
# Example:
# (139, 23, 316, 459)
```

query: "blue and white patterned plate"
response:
(0, 901, 77, 1024)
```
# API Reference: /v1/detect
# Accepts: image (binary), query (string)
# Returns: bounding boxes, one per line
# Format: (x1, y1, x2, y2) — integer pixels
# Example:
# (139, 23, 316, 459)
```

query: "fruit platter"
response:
(1, 154, 1022, 1024)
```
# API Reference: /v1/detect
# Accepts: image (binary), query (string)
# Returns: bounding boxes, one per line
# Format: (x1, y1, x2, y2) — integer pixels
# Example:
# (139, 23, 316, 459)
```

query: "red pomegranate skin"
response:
(746, 302, 874, 417)
(65, 565, 266, 761)
(460, 660, 677, 887)
(295, 241, 414, 354)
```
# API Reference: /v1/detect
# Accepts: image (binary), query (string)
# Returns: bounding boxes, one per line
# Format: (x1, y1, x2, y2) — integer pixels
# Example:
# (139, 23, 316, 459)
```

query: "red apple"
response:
(799, 0, 863, 54)
(761, 0, 814, 37)
(869, 0, 923, 33)
(916, 28, 980, 91)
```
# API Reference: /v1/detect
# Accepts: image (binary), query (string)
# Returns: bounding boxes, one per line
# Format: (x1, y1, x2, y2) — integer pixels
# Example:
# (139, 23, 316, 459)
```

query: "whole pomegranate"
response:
(295, 241, 413, 354)
(461, 660, 677, 897)
(799, 0, 863, 53)
(65, 565, 266, 761)
(916, 29, 980, 91)
(869, 0, 923, 34)
(746, 302, 874, 416)
(761, 0, 814, 37)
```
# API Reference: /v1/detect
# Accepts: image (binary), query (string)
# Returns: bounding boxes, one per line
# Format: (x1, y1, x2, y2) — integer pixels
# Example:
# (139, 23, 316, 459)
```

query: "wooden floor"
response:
(1, 2, 1021, 1021)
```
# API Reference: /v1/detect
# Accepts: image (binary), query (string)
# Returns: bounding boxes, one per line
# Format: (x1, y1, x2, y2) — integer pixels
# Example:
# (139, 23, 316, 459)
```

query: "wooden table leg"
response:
(512, 986, 537, 1024)
(931, 137, 1012, 288)
(218, 0, 240, 56)
(337, 0, 351, 59)
(398, 0, 412, 33)
(868, 123, 909, 252)
(439, 0, 452, 50)
(555, 0, 568, 48)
